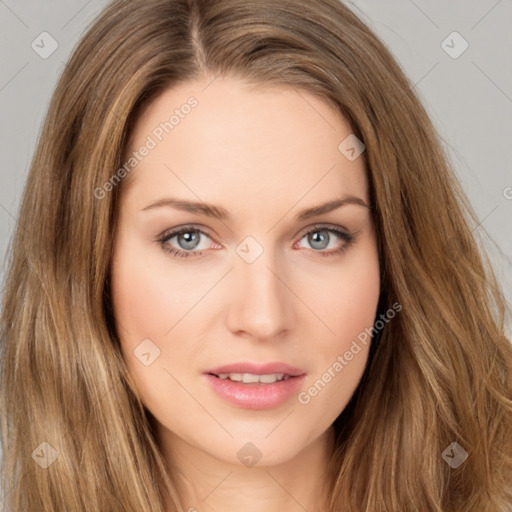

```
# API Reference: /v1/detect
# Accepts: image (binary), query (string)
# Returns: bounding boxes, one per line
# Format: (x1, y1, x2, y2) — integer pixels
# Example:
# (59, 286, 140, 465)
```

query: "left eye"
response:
(158, 225, 357, 259)
(295, 227, 352, 252)
(158, 227, 214, 258)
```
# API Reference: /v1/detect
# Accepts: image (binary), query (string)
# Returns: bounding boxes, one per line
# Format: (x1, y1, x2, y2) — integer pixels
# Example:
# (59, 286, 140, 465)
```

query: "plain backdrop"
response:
(0, 0, 511, 320)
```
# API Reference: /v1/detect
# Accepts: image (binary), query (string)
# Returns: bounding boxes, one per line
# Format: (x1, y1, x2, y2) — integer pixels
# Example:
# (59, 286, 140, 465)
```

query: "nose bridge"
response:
(226, 237, 294, 338)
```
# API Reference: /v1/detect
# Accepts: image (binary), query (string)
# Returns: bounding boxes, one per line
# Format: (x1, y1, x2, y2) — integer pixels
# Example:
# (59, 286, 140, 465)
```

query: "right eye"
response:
(157, 226, 220, 259)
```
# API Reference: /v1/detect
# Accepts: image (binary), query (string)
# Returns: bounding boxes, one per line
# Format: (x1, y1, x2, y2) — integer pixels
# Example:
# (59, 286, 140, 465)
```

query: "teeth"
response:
(216, 373, 288, 383)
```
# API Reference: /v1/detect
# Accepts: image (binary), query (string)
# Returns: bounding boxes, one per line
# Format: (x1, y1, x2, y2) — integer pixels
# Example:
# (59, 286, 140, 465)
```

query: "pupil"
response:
(178, 231, 199, 250)
(309, 230, 329, 250)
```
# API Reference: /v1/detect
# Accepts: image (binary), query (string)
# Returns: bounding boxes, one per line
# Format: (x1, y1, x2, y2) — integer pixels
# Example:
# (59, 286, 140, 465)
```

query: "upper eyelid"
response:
(159, 222, 350, 237)
(159, 225, 211, 242)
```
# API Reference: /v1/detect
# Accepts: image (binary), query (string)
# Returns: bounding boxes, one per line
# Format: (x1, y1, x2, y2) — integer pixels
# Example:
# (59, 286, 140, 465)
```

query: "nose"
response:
(225, 249, 296, 340)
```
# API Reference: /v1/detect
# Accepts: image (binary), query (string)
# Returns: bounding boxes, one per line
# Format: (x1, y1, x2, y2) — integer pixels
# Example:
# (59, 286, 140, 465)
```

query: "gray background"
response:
(1, 0, 511, 323)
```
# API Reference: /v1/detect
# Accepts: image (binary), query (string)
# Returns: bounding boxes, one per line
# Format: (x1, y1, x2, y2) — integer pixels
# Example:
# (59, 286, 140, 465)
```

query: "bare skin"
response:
(110, 75, 380, 512)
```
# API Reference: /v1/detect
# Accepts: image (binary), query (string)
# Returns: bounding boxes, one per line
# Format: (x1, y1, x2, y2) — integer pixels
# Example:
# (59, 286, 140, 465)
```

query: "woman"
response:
(1, 0, 511, 511)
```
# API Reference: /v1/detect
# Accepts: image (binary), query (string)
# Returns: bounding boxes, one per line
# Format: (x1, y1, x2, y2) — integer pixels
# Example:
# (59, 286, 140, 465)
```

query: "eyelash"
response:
(156, 223, 359, 259)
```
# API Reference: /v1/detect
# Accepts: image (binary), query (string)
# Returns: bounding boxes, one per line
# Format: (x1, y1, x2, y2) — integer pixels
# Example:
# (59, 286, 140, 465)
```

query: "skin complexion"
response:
(110, 75, 381, 512)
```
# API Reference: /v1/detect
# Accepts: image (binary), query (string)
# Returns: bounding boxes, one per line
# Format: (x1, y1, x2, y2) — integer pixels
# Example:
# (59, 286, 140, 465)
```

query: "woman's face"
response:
(110, 76, 380, 468)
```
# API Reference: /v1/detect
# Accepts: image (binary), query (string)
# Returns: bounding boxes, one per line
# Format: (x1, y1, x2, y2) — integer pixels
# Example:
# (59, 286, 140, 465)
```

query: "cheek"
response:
(109, 240, 197, 413)
(111, 262, 170, 345)
(296, 238, 380, 413)
(110, 234, 203, 345)
(303, 235, 381, 345)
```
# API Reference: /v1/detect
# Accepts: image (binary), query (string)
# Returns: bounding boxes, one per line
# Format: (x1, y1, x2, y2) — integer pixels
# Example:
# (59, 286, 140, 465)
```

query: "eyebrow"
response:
(140, 195, 372, 221)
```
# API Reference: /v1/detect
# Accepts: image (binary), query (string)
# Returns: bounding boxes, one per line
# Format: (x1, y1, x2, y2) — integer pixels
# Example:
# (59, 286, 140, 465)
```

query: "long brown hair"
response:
(1, 0, 511, 510)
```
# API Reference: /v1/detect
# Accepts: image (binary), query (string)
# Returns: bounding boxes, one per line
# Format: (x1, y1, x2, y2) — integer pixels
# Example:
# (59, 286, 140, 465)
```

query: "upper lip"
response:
(205, 362, 306, 377)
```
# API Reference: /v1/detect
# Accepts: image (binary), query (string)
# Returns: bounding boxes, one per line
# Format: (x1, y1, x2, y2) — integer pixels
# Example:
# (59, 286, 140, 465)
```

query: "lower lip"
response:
(204, 374, 306, 410)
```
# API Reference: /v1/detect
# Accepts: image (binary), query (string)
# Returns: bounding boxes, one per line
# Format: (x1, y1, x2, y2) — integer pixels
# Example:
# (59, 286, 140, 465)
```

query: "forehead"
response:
(120, 76, 369, 214)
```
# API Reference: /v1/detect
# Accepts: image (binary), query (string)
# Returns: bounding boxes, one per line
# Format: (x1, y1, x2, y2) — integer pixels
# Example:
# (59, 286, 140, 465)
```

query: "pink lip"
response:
(203, 361, 307, 410)
(204, 374, 306, 410)
(205, 362, 306, 377)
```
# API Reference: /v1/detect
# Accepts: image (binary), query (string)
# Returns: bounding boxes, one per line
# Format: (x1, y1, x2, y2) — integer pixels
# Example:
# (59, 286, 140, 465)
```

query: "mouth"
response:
(204, 361, 306, 379)
(203, 363, 306, 410)
(207, 372, 294, 384)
